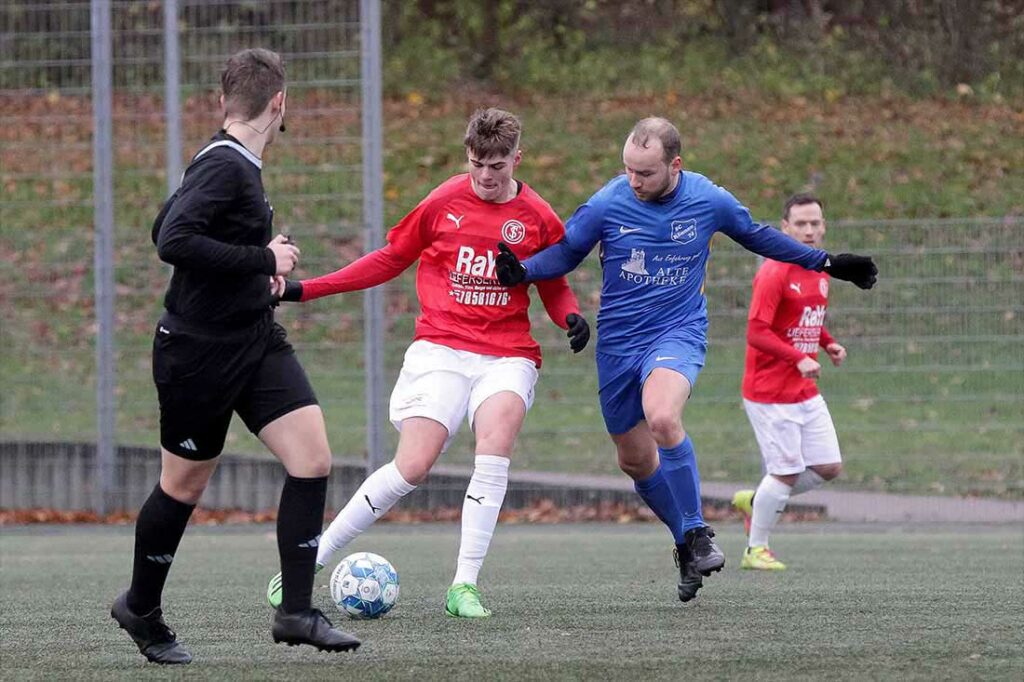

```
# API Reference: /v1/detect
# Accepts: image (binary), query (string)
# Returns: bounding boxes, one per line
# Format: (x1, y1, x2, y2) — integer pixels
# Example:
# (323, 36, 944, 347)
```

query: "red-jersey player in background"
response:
(731, 194, 848, 571)
(267, 108, 589, 617)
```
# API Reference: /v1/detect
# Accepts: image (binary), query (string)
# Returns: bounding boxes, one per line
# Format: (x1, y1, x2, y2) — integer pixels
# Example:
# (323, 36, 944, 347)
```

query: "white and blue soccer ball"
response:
(329, 552, 399, 619)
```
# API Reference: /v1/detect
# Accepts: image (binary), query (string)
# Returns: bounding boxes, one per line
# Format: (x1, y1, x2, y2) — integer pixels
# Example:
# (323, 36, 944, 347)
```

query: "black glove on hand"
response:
(280, 279, 303, 302)
(823, 253, 878, 290)
(495, 242, 527, 286)
(565, 313, 590, 353)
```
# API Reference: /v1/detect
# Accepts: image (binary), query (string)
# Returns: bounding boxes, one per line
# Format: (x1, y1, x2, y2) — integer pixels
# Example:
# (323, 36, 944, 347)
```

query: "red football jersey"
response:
(347, 174, 579, 366)
(742, 259, 834, 403)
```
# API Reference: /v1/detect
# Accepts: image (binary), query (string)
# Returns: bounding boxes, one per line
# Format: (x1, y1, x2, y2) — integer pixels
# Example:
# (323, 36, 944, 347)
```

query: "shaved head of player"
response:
(622, 117, 683, 202)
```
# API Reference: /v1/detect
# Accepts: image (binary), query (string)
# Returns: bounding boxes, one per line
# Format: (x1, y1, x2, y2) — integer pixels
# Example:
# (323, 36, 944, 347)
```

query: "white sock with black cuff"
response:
(453, 455, 510, 586)
(749, 474, 792, 548)
(316, 461, 416, 566)
(790, 468, 827, 495)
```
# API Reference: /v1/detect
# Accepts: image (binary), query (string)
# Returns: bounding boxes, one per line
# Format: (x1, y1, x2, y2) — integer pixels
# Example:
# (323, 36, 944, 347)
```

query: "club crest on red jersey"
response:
(501, 219, 526, 244)
(819, 278, 829, 297)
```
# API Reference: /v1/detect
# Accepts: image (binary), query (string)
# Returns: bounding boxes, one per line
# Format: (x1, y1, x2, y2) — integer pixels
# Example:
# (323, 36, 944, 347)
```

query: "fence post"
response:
(360, 0, 386, 476)
(163, 0, 182, 196)
(91, 0, 116, 515)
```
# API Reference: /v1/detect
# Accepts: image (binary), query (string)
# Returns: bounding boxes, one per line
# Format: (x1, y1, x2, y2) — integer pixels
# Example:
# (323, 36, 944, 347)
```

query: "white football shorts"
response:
(389, 339, 539, 451)
(742, 394, 842, 476)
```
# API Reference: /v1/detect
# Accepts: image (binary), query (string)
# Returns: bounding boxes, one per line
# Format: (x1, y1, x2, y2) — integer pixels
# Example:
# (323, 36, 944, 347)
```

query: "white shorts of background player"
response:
(742, 394, 842, 476)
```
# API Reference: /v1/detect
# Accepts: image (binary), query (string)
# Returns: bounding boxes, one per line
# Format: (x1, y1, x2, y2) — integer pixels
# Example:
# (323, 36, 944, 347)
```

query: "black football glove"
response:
(823, 253, 878, 290)
(279, 279, 303, 302)
(565, 313, 590, 353)
(495, 242, 527, 286)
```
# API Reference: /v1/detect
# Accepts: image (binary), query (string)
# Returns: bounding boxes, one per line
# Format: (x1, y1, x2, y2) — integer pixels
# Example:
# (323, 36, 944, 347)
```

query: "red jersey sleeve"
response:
(819, 325, 836, 348)
(384, 184, 454, 261)
(299, 244, 416, 301)
(532, 207, 579, 329)
(747, 265, 806, 364)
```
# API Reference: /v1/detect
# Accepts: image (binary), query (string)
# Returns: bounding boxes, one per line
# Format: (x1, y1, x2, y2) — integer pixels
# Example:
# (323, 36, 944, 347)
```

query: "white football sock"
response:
(452, 455, 510, 586)
(749, 475, 791, 548)
(790, 468, 827, 495)
(316, 461, 415, 566)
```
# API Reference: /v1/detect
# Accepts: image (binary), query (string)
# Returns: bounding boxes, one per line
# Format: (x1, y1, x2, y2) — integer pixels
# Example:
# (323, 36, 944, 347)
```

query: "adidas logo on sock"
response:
(298, 534, 321, 549)
(179, 439, 198, 452)
(146, 554, 174, 564)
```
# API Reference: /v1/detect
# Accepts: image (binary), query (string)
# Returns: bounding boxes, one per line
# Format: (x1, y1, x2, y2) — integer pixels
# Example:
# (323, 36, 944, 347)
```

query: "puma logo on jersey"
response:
(455, 245, 496, 278)
(789, 282, 802, 294)
(446, 212, 464, 229)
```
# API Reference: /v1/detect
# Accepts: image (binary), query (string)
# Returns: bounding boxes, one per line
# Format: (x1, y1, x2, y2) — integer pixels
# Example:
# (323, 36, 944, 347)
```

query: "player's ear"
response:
(671, 155, 682, 173)
(513, 148, 523, 168)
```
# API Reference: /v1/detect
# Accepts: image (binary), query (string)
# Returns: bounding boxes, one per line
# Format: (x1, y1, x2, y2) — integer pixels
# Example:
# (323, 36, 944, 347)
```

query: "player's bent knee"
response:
(284, 453, 331, 479)
(395, 459, 431, 485)
(616, 456, 654, 481)
(160, 476, 208, 505)
(645, 415, 684, 446)
(814, 462, 843, 480)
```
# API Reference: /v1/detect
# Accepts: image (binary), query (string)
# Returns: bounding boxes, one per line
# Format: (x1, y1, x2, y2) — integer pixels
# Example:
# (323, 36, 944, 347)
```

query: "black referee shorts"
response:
(152, 312, 319, 460)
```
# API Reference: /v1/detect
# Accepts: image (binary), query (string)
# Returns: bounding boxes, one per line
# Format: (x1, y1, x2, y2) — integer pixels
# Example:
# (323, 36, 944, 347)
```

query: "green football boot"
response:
(445, 583, 492, 618)
(741, 545, 787, 571)
(267, 563, 324, 609)
(731, 489, 755, 536)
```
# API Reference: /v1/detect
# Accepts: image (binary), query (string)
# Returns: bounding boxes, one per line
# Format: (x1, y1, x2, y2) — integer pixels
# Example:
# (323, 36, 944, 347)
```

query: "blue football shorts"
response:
(595, 328, 707, 435)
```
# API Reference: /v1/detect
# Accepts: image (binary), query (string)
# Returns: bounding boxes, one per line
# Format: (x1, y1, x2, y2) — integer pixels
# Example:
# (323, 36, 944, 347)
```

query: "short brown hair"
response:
(463, 108, 521, 159)
(628, 117, 681, 163)
(783, 193, 824, 220)
(221, 48, 286, 120)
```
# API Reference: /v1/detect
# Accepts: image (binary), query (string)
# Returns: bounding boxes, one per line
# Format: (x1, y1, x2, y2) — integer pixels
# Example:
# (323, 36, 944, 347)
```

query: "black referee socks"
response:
(127, 484, 196, 615)
(276, 474, 328, 613)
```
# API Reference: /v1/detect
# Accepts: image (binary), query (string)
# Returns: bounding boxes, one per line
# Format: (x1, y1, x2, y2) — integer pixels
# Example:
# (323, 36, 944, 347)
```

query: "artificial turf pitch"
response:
(1, 523, 1021, 680)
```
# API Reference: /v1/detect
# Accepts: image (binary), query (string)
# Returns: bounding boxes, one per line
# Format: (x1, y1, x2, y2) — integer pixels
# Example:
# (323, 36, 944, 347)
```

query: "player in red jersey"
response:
(731, 194, 848, 571)
(267, 108, 589, 617)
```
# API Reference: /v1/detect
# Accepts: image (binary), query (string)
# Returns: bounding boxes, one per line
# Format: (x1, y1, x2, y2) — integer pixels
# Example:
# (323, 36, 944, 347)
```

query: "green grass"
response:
(1, 524, 1022, 679)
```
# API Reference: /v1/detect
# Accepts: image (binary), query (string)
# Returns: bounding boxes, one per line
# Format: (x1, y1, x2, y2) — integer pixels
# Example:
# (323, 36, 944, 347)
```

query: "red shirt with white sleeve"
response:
(299, 174, 580, 367)
(742, 259, 837, 404)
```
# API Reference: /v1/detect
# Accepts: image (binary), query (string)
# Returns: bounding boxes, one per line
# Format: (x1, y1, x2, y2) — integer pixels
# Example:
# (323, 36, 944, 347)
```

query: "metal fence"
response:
(1, 2, 1022, 511)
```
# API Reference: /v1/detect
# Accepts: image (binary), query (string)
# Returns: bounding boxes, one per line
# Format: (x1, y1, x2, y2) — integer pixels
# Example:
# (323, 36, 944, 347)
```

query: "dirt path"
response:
(502, 469, 1024, 525)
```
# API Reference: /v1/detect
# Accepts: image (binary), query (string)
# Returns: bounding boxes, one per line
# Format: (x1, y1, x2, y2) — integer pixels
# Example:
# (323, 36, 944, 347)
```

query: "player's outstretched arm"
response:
(822, 253, 878, 290)
(495, 238, 592, 286)
(295, 244, 416, 302)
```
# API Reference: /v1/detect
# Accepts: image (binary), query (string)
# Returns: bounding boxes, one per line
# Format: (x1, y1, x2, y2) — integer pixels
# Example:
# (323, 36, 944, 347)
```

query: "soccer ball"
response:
(329, 552, 399, 619)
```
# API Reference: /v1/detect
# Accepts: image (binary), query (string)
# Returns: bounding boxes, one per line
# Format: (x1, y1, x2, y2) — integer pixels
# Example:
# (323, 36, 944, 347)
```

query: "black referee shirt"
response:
(152, 131, 278, 327)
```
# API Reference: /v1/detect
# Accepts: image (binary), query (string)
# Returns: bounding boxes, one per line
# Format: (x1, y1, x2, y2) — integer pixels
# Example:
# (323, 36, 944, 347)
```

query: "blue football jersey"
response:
(523, 171, 827, 355)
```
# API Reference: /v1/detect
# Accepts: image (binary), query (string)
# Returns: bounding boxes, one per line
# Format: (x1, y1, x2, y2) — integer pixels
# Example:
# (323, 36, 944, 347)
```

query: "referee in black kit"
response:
(110, 48, 360, 663)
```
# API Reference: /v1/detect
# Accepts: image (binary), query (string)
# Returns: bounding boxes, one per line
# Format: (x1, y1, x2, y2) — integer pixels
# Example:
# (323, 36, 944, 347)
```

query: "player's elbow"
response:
(156, 235, 186, 265)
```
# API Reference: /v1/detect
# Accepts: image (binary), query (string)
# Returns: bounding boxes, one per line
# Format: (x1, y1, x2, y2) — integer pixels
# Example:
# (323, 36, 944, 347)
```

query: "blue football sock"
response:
(659, 436, 705, 532)
(633, 466, 685, 544)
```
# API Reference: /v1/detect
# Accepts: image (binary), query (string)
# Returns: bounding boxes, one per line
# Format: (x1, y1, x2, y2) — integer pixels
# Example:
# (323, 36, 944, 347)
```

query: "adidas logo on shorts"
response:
(179, 439, 198, 452)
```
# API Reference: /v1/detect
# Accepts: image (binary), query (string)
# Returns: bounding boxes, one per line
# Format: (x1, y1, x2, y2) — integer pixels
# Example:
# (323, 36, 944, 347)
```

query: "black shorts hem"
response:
(246, 397, 320, 436)
(160, 440, 222, 462)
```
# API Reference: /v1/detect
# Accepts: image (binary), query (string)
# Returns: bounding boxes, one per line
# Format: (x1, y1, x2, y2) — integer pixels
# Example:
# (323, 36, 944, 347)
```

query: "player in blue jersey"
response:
(495, 117, 876, 602)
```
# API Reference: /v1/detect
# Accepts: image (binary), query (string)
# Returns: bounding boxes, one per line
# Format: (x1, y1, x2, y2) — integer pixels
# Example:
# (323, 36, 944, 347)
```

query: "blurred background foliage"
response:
(381, 0, 1024, 99)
